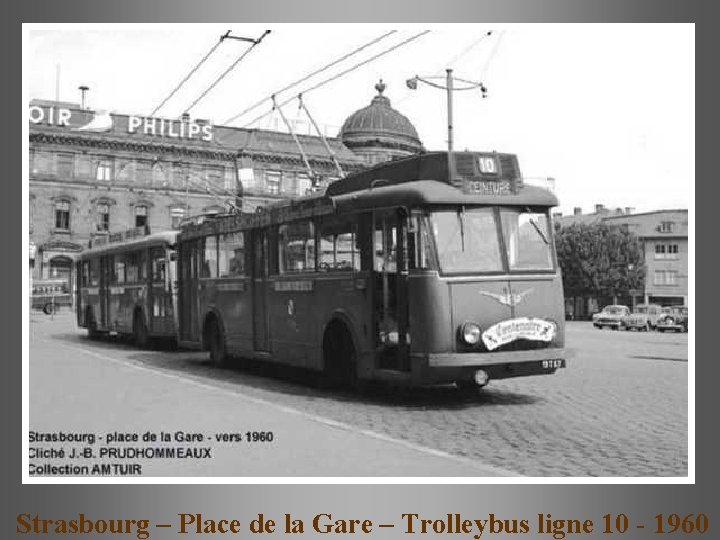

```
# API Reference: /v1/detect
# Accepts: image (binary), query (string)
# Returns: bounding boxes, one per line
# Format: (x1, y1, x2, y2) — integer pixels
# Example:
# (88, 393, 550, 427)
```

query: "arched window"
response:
(49, 256, 73, 280)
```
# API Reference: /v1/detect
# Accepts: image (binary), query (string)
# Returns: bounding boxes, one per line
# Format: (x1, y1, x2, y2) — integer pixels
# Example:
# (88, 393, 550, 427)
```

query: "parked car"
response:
(31, 279, 73, 314)
(622, 303, 664, 331)
(592, 305, 630, 330)
(656, 306, 689, 333)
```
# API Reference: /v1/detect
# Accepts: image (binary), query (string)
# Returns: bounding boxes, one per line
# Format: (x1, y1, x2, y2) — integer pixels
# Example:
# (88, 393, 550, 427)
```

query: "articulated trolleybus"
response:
(178, 151, 566, 388)
(76, 228, 178, 345)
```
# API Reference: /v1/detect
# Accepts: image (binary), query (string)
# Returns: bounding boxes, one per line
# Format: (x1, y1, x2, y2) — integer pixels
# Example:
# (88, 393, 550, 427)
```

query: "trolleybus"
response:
(75, 228, 178, 345)
(177, 151, 566, 388)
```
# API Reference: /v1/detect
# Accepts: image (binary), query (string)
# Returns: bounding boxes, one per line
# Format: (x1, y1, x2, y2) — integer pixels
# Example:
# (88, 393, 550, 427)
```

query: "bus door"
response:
(179, 240, 201, 342)
(252, 229, 270, 352)
(373, 210, 410, 371)
(148, 246, 173, 335)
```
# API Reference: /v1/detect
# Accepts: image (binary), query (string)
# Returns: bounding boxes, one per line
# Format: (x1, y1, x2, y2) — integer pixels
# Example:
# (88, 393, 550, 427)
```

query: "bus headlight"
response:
(460, 322, 482, 345)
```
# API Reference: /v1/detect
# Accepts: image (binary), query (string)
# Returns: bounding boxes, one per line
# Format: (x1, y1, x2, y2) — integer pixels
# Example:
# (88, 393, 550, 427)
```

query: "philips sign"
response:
(127, 116, 213, 142)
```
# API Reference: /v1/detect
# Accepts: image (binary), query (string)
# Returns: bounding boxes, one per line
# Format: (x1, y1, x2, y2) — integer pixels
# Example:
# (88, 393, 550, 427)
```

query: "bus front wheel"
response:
(43, 303, 55, 315)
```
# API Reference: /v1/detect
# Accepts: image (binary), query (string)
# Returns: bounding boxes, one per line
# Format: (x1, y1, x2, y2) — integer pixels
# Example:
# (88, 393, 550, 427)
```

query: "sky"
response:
(24, 24, 694, 216)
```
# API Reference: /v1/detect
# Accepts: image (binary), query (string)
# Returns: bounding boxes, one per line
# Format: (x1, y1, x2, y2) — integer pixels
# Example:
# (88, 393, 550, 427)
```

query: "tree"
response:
(554, 222, 645, 300)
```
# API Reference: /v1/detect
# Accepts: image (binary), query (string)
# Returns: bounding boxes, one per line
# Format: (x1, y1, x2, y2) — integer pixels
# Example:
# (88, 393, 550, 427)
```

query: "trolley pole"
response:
(446, 69, 454, 152)
(406, 69, 487, 183)
(446, 69, 457, 181)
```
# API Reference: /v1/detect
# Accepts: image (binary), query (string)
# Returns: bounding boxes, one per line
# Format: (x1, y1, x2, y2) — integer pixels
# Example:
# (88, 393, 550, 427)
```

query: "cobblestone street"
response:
(29, 311, 688, 477)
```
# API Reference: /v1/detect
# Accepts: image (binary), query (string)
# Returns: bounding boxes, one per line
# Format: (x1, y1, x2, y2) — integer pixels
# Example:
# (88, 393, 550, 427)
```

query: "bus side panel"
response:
(266, 275, 320, 368)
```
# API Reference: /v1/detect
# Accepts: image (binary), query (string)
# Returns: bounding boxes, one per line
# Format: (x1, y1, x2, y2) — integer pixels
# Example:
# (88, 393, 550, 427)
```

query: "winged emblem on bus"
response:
(479, 288, 534, 307)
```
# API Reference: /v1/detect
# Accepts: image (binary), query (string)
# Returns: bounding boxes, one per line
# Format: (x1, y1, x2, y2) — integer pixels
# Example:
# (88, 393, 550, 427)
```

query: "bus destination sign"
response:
(464, 180, 513, 196)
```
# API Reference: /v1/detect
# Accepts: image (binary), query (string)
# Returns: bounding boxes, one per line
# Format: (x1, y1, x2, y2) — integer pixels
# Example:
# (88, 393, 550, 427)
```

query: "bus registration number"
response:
(481, 317, 556, 351)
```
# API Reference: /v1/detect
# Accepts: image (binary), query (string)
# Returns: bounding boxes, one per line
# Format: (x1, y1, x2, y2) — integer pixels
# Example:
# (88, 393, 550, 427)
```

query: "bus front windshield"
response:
(430, 207, 554, 274)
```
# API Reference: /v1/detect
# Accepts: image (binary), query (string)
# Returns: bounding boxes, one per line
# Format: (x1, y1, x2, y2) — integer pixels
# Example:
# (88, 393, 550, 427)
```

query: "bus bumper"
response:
(383, 348, 568, 386)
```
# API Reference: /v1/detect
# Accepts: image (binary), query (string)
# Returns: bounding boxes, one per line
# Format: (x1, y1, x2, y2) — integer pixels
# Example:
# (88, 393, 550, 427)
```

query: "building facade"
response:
(555, 206, 689, 316)
(29, 83, 424, 284)
(602, 209, 689, 307)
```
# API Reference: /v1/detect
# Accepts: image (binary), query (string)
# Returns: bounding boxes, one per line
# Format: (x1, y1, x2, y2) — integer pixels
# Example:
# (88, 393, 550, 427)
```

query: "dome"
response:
(339, 80, 424, 165)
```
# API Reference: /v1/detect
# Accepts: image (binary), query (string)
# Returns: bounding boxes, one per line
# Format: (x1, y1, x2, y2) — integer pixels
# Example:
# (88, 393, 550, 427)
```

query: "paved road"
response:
(28, 311, 688, 477)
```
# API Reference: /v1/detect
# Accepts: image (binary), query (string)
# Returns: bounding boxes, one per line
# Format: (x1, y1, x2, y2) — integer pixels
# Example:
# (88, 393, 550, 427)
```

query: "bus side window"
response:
(89, 259, 100, 286)
(81, 261, 90, 287)
(113, 256, 125, 284)
(319, 216, 359, 272)
(407, 215, 435, 270)
(151, 247, 166, 282)
(278, 220, 316, 273)
(218, 231, 245, 277)
(374, 213, 399, 272)
(201, 236, 219, 278)
(126, 252, 139, 283)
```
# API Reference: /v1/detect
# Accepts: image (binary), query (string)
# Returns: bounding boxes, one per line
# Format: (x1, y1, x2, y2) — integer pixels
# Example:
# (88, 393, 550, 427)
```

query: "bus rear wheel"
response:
(206, 318, 228, 367)
(43, 303, 55, 315)
(133, 310, 149, 347)
(323, 321, 357, 388)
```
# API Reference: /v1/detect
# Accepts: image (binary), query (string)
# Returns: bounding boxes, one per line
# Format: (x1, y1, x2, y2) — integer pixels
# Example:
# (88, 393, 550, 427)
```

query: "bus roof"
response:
(331, 180, 558, 210)
(79, 230, 178, 259)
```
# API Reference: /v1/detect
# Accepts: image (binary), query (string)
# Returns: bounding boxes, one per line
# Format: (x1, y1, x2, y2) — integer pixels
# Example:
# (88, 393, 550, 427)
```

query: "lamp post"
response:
(406, 69, 487, 179)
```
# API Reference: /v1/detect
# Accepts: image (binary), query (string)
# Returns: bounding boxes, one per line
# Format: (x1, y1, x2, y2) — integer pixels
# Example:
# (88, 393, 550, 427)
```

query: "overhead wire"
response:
(183, 30, 271, 116)
(223, 30, 398, 126)
(243, 30, 431, 129)
(149, 36, 225, 117)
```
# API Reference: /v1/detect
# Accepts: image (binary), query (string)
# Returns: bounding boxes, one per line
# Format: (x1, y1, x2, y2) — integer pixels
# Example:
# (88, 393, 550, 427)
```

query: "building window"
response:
(96, 203, 110, 232)
(265, 171, 281, 195)
(135, 205, 148, 228)
(297, 173, 311, 196)
(54, 200, 71, 231)
(152, 162, 167, 187)
(654, 270, 678, 286)
(224, 167, 235, 191)
(659, 221, 675, 233)
(57, 153, 75, 178)
(96, 160, 112, 181)
(654, 243, 679, 259)
(170, 207, 186, 229)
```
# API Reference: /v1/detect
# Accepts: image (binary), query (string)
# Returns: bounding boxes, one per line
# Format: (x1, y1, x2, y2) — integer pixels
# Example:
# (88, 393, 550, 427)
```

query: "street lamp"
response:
(406, 69, 488, 179)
